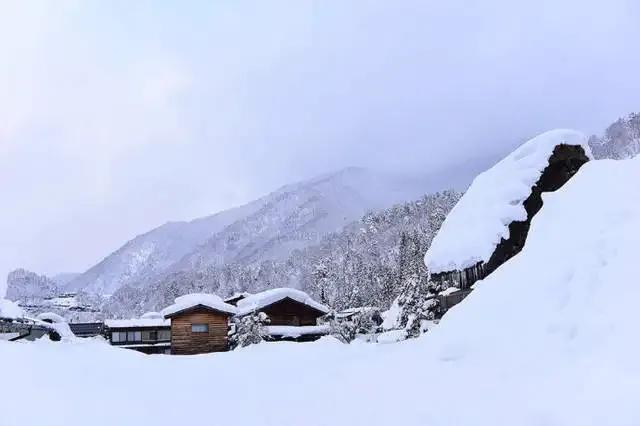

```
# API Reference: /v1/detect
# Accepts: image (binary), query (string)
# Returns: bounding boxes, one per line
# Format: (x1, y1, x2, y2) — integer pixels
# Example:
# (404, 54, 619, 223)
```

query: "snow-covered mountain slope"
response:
(65, 199, 266, 295)
(68, 167, 476, 296)
(177, 167, 445, 270)
(3, 155, 639, 426)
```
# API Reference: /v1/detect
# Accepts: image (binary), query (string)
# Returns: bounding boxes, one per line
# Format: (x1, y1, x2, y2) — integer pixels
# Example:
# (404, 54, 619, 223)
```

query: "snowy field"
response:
(3, 156, 640, 426)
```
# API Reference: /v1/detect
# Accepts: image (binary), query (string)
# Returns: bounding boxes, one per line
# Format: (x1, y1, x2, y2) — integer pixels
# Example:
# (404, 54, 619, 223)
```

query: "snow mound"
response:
(0, 298, 24, 319)
(162, 293, 237, 318)
(36, 312, 66, 323)
(264, 325, 330, 338)
(236, 288, 329, 316)
(140, 311, 163, 320)
(425, 129, 591, 274)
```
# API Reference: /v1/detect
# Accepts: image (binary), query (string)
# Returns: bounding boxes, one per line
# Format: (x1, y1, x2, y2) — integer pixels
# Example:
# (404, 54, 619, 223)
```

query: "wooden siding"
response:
(170, 309, 230, 355)
(261, 298, 323, 326)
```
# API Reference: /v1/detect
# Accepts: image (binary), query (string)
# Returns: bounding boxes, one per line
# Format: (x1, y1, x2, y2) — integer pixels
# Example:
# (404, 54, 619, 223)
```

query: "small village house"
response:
(162, 294, 237, 355)
(236, 288, 330, 342)
(69, 322, 106, 339)
(105, 312, 171, 354)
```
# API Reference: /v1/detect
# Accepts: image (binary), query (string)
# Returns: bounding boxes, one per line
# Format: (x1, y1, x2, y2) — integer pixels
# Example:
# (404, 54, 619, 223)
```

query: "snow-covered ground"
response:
(2, 156, 640, 426)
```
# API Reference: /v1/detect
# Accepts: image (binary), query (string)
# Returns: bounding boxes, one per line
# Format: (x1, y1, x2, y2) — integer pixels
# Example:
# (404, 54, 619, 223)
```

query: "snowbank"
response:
(2, 156, 639, 426)
(236, 288, 329, 316)
(264, 325, 330, 338)
(425, 129, 591, 274)
(0, 298, 24, 319)
(162, 293, 237, 317)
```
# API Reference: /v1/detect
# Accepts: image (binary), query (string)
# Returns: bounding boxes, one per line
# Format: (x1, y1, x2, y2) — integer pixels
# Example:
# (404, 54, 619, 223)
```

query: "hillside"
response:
(67, 167, 474, 298)
(103, 190, 461, 317)
(3, 153, 639, 426)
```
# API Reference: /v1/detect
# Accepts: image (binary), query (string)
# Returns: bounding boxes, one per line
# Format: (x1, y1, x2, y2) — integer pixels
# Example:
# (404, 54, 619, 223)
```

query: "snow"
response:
(376, 329, 408, 344)
(105, 318, 170, 328)
(264, 325, 330, 338)
(425, 129, 592, 274)
(161, 293, 237, 317)
(0, 298, 24, 319)
(2, 155, 640, 426)
(439, 286, 460, 296)
(236, 288, 329, 316)
(140, 311, 163, 320)
(36, 312, 66, 323)
(381, 299, 401, 330)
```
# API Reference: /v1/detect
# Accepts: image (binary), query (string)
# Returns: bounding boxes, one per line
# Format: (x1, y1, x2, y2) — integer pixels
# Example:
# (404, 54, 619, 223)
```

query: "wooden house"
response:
(105, 313, 171, 355)
(236, 288, 330, 342)
(162, 294, 237, 355)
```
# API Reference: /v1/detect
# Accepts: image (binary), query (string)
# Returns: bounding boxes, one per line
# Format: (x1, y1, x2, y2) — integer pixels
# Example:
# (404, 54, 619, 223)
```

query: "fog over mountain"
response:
(2, 1, 640, 296)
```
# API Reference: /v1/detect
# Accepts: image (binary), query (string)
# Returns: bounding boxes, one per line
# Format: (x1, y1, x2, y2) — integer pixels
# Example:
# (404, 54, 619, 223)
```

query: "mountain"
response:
(52, 273, 80, 287)
(589, 112, 640, 160)
(103, 190, 461, 318)
(69, 167, 474, 297)
(64, 199, 265, 295)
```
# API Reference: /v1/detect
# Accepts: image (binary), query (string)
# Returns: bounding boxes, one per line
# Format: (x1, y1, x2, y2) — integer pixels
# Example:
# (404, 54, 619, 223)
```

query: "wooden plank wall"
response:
(170, 310, 229, 355)
(262, 299, 322, 326)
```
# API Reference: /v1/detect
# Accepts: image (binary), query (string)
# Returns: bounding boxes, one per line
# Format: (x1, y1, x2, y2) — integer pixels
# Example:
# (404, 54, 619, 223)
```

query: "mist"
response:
(1, 0, 639, 294)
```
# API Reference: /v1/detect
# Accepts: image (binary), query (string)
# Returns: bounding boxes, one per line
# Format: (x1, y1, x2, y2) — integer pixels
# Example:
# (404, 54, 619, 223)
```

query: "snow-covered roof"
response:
(264, 325, 330, 338)
(162, 293, 237, 318)
(0, 299, 24, 319)
(36, 312, 67, 323)
(105, 318, 170, 328)
(236, 288, 329, 316)
(425, 129, 591, 274)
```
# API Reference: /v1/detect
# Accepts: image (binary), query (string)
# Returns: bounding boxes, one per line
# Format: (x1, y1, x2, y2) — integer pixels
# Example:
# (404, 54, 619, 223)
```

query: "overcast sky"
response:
(1, 0, 639, 294)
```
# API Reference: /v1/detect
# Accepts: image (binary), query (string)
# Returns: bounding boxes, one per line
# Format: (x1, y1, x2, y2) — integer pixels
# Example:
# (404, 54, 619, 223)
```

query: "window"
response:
(127, 331, 142, 342)
(158, 330, 171, 341)
(191, 323, 208, 333)
(112, 331, 123, 343)
(142, 330, 157, 342)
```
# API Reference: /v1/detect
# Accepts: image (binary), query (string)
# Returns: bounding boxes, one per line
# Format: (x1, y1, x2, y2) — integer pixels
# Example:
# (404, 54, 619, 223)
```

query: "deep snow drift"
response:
(425, 129, 591, 273)
(2, 156, 640, 426)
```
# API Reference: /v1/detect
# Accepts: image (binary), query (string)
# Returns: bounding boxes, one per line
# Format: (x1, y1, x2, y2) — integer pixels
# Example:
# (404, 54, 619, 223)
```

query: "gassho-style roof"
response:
(236, 288, 329, 316)
(162, 293, 238, 319)
(425, 129, 592, 275)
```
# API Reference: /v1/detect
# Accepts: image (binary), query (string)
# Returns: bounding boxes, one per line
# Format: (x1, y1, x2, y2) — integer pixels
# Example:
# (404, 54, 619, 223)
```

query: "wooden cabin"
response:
(162, 294, 237, 355)
(236, 288, 330, 342)
(105, 315, 171, 355)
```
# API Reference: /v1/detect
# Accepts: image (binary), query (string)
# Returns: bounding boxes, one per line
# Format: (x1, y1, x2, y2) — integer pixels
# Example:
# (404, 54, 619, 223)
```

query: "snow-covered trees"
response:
(103, 191, 461, 319)
(589, 112, 640, 160)
(229, 312, 269, 349)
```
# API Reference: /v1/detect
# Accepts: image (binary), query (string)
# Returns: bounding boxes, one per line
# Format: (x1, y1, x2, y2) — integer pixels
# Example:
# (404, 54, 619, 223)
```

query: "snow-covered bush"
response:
(325, 308, 383, 343)
(229, 312, 270, 349)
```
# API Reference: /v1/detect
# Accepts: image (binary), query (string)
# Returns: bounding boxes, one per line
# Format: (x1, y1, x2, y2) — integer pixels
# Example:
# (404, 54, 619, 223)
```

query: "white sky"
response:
(1, 0, 639, 295)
